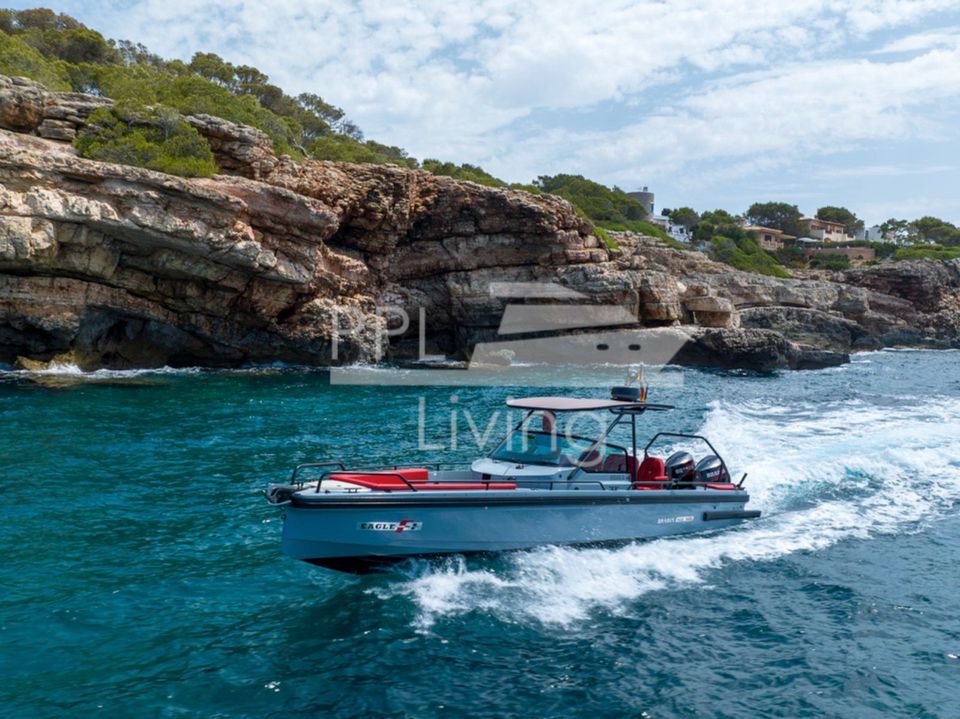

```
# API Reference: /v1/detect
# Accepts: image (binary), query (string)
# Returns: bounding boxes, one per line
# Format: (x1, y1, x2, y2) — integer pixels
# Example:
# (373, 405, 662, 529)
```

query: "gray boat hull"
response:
(280, 489, 757, 572)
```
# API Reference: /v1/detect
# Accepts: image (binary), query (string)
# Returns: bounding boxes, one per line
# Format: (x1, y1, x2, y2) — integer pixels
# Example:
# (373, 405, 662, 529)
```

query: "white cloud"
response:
(14, 0, 960, 220)
(873, 26, 960, 53)
(482, 45, 960, 183)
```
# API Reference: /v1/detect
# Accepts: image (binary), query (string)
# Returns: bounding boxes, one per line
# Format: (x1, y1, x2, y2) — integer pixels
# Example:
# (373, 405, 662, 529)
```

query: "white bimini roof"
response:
(506, 397, 673, 412)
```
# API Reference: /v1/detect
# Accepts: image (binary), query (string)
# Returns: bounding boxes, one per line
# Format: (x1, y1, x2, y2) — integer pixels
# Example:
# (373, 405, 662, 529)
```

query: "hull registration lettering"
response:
(657, 515, 695, 525)
(358, 520, 422, 533)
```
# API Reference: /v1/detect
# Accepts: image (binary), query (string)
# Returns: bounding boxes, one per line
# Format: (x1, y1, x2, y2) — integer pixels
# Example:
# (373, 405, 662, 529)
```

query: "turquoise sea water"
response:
(2, 351, 959, 718)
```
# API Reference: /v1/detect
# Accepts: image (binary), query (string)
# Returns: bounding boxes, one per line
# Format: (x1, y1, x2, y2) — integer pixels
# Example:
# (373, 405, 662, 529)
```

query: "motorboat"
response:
(265, 388, 760, 573)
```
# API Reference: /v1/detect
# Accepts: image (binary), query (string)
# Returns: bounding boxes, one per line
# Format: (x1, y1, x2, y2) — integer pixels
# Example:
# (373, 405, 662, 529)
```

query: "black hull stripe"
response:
(290, 493, 750, 509)
(703, 509, 762, 521)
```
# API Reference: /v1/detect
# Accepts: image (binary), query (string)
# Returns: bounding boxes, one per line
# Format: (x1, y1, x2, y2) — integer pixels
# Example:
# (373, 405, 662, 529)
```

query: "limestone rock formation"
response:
(0, 75, 110, 141)
(0, 75, 957, 373)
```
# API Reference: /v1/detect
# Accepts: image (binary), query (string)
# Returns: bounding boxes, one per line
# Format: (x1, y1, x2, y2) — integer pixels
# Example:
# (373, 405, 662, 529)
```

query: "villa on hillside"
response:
(801, 216, 850, 243)
(744, 225, 792, 251)
(650, 213, 692, 243)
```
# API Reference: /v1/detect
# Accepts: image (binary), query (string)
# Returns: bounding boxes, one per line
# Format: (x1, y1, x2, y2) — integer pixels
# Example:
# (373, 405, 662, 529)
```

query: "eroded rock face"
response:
(675, 327, 848, 372)
(0, 116, 595, 368)
(0, 75, 957, 372)
(185, 114, 279, 180)
(0, 133, 381, 368)
(0, 75, 110, 141)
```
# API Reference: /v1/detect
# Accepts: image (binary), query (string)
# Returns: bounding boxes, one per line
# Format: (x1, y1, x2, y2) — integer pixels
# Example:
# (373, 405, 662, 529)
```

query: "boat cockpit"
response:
(267, 387, 746, 503)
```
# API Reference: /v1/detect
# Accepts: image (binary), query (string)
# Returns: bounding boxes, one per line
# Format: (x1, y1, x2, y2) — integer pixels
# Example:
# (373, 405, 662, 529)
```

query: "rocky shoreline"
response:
(1, 75, 958, 373)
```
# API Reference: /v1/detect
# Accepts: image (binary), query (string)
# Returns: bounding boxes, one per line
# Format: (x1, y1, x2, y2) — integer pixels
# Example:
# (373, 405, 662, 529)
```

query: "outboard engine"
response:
(695, 455, 729, 484)
(265, 484, 298, 505)
(664, 451, 696, 487)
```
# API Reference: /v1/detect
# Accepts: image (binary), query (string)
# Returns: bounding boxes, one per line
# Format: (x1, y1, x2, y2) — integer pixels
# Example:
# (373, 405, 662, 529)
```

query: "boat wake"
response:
(374, 395, 960, 630)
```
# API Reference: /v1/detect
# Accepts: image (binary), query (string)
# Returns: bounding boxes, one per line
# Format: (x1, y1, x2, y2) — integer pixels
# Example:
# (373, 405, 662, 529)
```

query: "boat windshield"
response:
(490, 430, 626, 469)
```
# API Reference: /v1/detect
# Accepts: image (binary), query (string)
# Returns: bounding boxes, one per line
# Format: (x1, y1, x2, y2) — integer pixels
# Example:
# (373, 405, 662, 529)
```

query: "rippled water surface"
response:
(2, 351, 959, 717)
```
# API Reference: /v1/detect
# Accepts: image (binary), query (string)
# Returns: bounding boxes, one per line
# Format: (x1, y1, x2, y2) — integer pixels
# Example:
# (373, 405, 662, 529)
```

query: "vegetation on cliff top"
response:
(420, 160, 506, 188)
(533, 175, 648, 231)
(5, 7, 953, 278)
(75, 104, 217, 177)
(0, 7, 666, 243)
(894, 245, 960, 261)
(880, 216, 960, 246)
(0, 7, 412, 164)
(697, 210, 791, 277)
(0, 21, 71, 90)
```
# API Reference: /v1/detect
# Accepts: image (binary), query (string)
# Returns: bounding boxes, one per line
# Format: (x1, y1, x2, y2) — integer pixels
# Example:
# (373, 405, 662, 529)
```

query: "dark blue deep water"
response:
(2, 350, 959, 718)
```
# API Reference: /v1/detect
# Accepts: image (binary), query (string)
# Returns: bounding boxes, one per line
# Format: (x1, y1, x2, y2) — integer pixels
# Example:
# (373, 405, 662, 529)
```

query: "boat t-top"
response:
(266, 387, 760, 572)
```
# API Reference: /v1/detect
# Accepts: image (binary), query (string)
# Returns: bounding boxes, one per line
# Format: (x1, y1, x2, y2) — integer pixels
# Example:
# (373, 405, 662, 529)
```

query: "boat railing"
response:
(289, 462, 346, 484)
(348, 462, 475, 472)
(631, 480, 742, 490)
(289, 461, 475, 484)
(643, 431, 733, 485)
(290, 465, 421, 492)
(289, 461, 511, 493)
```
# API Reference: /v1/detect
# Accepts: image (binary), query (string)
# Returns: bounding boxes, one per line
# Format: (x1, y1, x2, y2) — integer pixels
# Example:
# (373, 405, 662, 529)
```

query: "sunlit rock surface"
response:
(1, 75, 957, 371)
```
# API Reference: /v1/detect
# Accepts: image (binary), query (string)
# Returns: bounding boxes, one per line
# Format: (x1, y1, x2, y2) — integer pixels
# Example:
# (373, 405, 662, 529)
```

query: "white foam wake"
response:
(0, 362, 204, 378)
(0, 362, 306, 379)
(375, 394, 960, 630)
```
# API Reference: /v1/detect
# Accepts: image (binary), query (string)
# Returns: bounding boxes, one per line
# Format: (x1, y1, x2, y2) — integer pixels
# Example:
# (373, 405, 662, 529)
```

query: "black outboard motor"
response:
(265, 484, 298, 505)
(695, 455, 729, 484)
(665, 451, 696, 487)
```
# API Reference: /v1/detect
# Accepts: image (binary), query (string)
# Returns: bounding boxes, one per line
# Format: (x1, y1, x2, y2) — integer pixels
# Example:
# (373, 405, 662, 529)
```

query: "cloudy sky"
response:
(16, 0, 960, 223)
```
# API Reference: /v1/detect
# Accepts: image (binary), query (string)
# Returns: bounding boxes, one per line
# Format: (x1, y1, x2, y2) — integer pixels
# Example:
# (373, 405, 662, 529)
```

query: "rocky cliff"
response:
(1, 75, 958, 372)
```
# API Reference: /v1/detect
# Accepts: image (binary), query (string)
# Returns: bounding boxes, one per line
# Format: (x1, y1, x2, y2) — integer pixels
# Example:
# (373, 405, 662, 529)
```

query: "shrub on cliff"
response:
(0, 30, 70, 90)
(422, 159, 504, 187)
(75, 104, 217, 177)
(710, 235, 790, 278)
(535, 175, 648, 230)
(0, 10, 346, 159)
(72, 65, 303, 157)
(773, 245, 807, 269)
(309, 135, 417, 166)
(894, 245, 960, 261)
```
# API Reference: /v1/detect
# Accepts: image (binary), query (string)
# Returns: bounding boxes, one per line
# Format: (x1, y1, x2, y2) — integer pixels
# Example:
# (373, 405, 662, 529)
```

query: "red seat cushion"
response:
(392, 468, 429, 482)
(632, 455, 668, 489)
(327, 472, 515, 491)
(635, 455, 667, 482)
(328, 469, 428, 485)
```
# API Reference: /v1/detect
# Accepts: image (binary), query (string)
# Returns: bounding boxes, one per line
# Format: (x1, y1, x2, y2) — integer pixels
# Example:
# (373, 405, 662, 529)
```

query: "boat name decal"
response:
(656, 515, 695, 524)
(358, 520, 423, 533)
